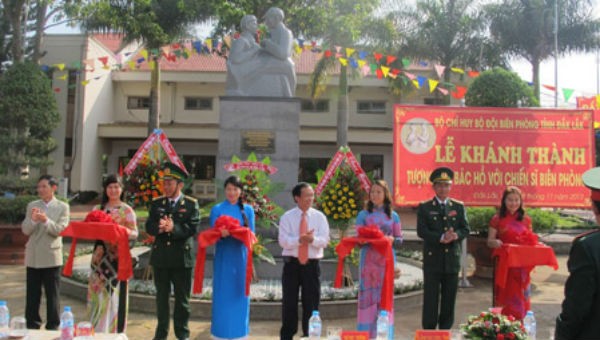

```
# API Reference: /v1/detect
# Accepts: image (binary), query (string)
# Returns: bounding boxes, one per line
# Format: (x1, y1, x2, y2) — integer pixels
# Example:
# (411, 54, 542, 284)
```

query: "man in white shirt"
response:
(278, 182, 330, 340)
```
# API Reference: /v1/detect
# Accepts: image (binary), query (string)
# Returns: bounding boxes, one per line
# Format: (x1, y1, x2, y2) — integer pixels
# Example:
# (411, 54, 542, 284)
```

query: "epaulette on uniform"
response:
(574, 229, 600, 242)
(184, 195, 198, 202)
(153, 196, 165, 201)
(420, 198, 435, 205)
(450, 198, 464, 205)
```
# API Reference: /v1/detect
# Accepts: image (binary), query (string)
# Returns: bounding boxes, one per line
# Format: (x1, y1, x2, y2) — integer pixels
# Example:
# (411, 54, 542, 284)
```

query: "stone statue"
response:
(225, 7, 297, 97)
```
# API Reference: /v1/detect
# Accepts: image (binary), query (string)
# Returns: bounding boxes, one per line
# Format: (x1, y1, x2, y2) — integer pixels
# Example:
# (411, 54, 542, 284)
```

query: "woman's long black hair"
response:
(224, 175, 249, 227)
(100, 174, 123, 211)
(366, 179, 393, 219)
(498, 186, 525, 221)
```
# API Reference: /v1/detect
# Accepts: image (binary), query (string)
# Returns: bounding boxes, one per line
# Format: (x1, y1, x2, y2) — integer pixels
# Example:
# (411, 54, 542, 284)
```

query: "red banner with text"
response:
(393, 105, 595, 207)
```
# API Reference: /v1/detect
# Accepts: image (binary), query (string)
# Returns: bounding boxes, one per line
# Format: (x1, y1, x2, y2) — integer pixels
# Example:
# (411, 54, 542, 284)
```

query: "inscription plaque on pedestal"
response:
(241, 130, 275, 153)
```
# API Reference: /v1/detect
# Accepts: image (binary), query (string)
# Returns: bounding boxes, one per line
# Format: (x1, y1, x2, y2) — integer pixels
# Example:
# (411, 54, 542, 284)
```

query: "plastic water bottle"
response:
(376, 310, 389, 340)
(308, 310, 322, 339)
(523, 310, 536, 340)
(59, 306, 75, 340)
(0, 300, 9, 337)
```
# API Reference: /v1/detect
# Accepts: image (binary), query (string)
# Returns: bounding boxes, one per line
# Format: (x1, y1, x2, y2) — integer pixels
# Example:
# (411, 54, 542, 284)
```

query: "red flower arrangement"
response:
(123, 154, 164, 210)
(461, 310, 527, 339)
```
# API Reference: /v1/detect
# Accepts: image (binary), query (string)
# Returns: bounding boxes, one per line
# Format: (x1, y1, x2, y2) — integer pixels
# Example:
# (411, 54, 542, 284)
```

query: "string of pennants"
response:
(41, 35, 584, 102)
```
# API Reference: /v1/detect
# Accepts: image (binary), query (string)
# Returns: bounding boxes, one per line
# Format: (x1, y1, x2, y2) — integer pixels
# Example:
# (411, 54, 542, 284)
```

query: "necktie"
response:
(298, 212, 309, 265)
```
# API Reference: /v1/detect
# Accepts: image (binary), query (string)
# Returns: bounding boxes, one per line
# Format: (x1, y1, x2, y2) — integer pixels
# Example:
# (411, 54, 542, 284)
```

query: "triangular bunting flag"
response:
(334, 45, 341, 53)
(357, 60, 366, 68)
(349, 58, 358, 69)
(373, 53, 383, 63)
(339, 58, 348, 66)
(428, 79, 439, 93)
(403, 71, 416, 81)
(412, 79, 420, 89)
(54, 63, 65, 71)
(376, 68, 383, 79)
(346, 48, 355, 57)
(358, 51, 368, 59)
(141, 49, 148, 60)
(543, 84, 556, 91)
(324, 50, 332, 58)
(401, 58, 411, 68)
(562, 88, 575, 102)
(361, 64, 371, 76)
(193, 41, 202, 53)
(149, 60, 155, 70)
(386, 55, 397, 65)
(381, 66, 390, 78)
(468, 70, 480, 78)
(128, 61, 136, 70)
(416, 76, 426, 88)
(451, 67, 465, 74)
(437, 87, 449, 96)
(205, 39, 213, 51)
(58, 74, 68, 80)
(451, 86, 467, 99)
(81, 80, 90, 86)
(434, 64, 445, 78)
(370, 63, 378, 73)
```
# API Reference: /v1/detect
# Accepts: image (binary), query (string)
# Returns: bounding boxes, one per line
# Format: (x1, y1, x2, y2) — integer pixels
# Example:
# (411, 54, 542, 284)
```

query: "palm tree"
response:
(71, 0, 215, 135)
(390, 0, 506, 104)
(486, 0, 600, 101)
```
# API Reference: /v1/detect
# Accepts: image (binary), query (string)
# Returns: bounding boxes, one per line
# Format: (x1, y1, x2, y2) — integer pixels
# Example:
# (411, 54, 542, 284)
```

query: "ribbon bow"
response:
(193, 215, 257, 295)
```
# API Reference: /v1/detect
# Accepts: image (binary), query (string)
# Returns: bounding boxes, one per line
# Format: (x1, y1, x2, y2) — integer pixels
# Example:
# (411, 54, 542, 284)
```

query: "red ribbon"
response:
(61, 222, 133, 281)
(193, 215, 257, 295)
(492, 243, 558, 288)
(334, 225, 394, 312)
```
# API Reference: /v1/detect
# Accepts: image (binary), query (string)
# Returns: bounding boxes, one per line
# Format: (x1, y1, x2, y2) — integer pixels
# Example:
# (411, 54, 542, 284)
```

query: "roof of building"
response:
(92, 33, 127, 55)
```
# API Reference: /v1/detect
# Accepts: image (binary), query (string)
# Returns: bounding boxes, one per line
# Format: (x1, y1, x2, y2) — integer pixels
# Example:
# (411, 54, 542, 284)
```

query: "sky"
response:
(45, 5, 600, 108)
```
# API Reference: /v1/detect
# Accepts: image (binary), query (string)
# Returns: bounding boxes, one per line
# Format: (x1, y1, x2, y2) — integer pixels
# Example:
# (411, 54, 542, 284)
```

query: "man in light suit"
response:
(21, 175, 70, 330)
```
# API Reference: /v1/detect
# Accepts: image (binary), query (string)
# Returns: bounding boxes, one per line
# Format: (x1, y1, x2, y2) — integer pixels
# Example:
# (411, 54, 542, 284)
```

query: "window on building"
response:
(301, 99, 329, 113)
(360, 154, 384, 179)
(184, 97, 213, 110)
(127, 96, 150, 109)
(357, 101, 386, 114)
(182, 155, 216, 180)
(424, 97, 444, 105)
(299, 157, 330, 183)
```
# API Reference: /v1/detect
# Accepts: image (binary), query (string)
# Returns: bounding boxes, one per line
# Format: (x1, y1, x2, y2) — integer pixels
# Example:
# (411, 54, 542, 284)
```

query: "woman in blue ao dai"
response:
(209, 176, 255, 340)
(355, 179, 402, 339)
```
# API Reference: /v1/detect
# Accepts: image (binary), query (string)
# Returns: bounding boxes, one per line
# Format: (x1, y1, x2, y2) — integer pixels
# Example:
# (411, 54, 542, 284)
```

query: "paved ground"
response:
(0, 255, 568, 340)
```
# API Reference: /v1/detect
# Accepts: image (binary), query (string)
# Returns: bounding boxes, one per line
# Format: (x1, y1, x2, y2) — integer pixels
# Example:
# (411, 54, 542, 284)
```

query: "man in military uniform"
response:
(146, 162, 200, 340)
(417, 167, 470, 329)
(555, 167, 600, 340)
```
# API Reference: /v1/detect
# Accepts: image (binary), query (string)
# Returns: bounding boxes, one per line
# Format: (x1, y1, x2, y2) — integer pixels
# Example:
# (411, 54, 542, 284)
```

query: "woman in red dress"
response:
(487, 186, 538, 319)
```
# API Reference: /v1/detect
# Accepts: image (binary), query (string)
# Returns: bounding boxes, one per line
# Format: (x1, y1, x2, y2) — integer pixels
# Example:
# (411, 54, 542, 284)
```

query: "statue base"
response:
(217, 96, 300, 209)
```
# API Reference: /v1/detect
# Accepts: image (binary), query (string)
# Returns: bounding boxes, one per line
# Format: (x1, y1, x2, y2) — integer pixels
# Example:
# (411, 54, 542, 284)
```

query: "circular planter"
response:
(466, 235, 494, 279)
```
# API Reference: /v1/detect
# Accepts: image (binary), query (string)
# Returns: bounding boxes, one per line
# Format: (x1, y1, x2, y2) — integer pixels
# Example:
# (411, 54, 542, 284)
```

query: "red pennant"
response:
(53, 87, 61, 93)
(324, 50, 332, 58)
(451, 86, 467, 99)
(543, 84, 556, 91)
(391, 68, 401, 76)
(373, 53, 383, 63)
(386, 55, 397, 65)
(98, 56, 109, 66)
(172, 43, 181, 49)
(376, 68, 383, 79)
(468, 70, 480, 78)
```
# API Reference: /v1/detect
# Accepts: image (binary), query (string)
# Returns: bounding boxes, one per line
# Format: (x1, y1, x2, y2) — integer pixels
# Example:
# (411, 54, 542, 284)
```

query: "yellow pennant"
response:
(451, 67, 465, 74)
(81, 80, 90, 86)
(58, 74, 68, 80)
(128, 61, 136, 70)
(345, 48, 355, 57)
(339, 57, 348, 66)
(205, 38, 213, 51)
(148, 60, 155, 70)
(294, 45, 303, 55)
(223, 35, 232, 48)
(357, 60, 366, 68)
(412, 79, 420, 89)
(141, 49, 148, 60)
(381, 66, 390, 78)
(428, 79, 439, 93)
(54, 63, 65, 71)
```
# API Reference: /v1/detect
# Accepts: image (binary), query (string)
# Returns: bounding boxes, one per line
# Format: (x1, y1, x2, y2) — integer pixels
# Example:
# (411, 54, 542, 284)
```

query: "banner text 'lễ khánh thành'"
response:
(393, 105, 595, 208)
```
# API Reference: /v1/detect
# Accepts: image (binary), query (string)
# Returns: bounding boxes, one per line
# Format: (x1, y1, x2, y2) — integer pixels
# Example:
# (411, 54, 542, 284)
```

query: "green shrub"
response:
(0, 195, 37, 224)
(0, 176, 37, 195)
(467, 206, 559, 235)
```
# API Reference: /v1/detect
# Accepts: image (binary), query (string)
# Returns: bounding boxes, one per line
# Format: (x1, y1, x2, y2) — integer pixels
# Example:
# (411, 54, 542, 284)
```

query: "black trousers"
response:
(422, 271, 459, 329)
(153, 266, 192, 340)
(26, 266, 61, 330)
(280, 257, 321, 340)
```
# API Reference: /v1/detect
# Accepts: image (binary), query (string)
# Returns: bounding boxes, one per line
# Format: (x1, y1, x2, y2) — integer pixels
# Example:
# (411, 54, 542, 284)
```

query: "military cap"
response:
(429, 167, 454, 183)
(582, 167, 600, 201)
(162, 162, 187, 182)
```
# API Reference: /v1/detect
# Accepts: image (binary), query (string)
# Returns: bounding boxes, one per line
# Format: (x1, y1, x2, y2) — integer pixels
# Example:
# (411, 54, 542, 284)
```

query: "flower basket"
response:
(460, 310, 527, 340)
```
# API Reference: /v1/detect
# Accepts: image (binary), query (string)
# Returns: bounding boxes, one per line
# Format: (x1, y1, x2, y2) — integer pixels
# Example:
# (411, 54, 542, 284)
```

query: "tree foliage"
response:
(485, 0, 600, 101)
(0, 62, 60, 176)
(465, 67, 538, 107)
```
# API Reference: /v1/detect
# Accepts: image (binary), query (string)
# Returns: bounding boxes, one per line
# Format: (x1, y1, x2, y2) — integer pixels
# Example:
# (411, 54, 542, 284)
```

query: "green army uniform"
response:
(146, 163, 200, 340)
(555, 167, 600, 340)
(417, 167, 469, 330)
